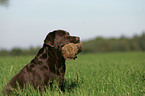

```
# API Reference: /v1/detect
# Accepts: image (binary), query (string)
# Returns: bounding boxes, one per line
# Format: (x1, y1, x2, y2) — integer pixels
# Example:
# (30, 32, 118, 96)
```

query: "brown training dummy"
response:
(61, 42, 83, 60)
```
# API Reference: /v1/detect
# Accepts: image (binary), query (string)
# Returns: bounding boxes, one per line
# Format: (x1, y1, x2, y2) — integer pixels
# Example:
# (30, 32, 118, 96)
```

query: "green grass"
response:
(0, 52, 145, 96)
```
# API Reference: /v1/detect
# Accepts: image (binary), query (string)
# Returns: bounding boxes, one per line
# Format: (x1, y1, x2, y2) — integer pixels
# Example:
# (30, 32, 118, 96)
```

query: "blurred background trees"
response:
(0, 46, 40, 56)
(0, 32, 145, 56)
(82, 32, 145, 53)
(0, 0, 9, 7)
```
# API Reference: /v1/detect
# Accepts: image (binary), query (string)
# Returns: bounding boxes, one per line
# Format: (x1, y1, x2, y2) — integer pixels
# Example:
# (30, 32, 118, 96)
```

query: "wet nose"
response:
(76, 37, 80, 42)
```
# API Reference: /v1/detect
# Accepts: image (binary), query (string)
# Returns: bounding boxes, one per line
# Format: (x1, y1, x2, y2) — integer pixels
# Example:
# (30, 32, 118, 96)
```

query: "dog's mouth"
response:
(74, 55, 77, 60)
(67, 55, 77, 60)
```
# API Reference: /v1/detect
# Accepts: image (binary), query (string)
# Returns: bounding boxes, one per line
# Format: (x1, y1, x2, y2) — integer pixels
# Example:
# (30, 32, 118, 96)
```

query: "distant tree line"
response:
(0, 47, 41, 57)
(82, 32, 145, 53)
(0, 32, 145, 56)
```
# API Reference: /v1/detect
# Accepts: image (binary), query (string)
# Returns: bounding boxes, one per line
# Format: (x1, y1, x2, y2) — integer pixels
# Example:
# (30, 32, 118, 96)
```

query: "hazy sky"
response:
(0, 0, 145, 49)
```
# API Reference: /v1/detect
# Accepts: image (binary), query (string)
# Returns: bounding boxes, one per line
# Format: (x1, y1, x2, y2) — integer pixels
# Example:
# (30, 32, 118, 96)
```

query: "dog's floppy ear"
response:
(44, 32, 55, 47)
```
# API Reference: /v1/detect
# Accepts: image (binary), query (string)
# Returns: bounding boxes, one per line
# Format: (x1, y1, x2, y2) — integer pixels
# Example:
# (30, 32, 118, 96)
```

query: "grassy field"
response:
(0, 52, 145, 96)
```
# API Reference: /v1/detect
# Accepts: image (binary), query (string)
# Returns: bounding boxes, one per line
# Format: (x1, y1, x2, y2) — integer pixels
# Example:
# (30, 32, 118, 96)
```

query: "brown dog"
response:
(3, 30, 81, 95)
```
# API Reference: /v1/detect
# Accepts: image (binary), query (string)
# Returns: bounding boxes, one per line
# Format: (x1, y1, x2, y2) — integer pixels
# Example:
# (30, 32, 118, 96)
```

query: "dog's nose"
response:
(76, 37, 80, 42)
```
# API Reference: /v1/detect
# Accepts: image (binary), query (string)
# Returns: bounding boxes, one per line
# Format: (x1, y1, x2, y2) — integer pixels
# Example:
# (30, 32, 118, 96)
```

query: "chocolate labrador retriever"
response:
(3, 30, 80, 95)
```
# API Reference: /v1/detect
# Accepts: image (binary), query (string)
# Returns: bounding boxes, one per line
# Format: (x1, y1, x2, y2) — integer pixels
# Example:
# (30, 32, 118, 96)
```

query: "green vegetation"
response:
(0, 52, 144, 96)
(83, 32, 145, 53)
(0, 47, 40, 57)
(0, 32, 145, 57)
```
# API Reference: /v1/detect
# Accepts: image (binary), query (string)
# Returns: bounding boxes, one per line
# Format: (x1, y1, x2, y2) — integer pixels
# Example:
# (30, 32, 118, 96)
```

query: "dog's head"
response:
(44, 30, 80, 48)
(44, 30, 82, 60)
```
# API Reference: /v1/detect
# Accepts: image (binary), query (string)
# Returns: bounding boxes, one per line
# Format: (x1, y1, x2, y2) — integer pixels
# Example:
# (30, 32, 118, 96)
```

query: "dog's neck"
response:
(30, 44, 65, 67)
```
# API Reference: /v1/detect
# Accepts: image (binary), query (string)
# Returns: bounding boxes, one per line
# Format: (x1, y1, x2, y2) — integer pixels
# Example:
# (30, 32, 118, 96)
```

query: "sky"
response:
(0, 0, 145, 49)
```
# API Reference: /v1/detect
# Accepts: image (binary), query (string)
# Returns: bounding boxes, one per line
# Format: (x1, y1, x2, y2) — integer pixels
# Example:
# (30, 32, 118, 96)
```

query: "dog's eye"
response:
(64, 34, 69, 37)
(67, 32, 70, 35)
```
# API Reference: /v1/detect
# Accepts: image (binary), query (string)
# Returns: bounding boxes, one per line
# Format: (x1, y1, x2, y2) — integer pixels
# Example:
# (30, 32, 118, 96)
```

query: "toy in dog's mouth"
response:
(61, 42, 83, 60)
